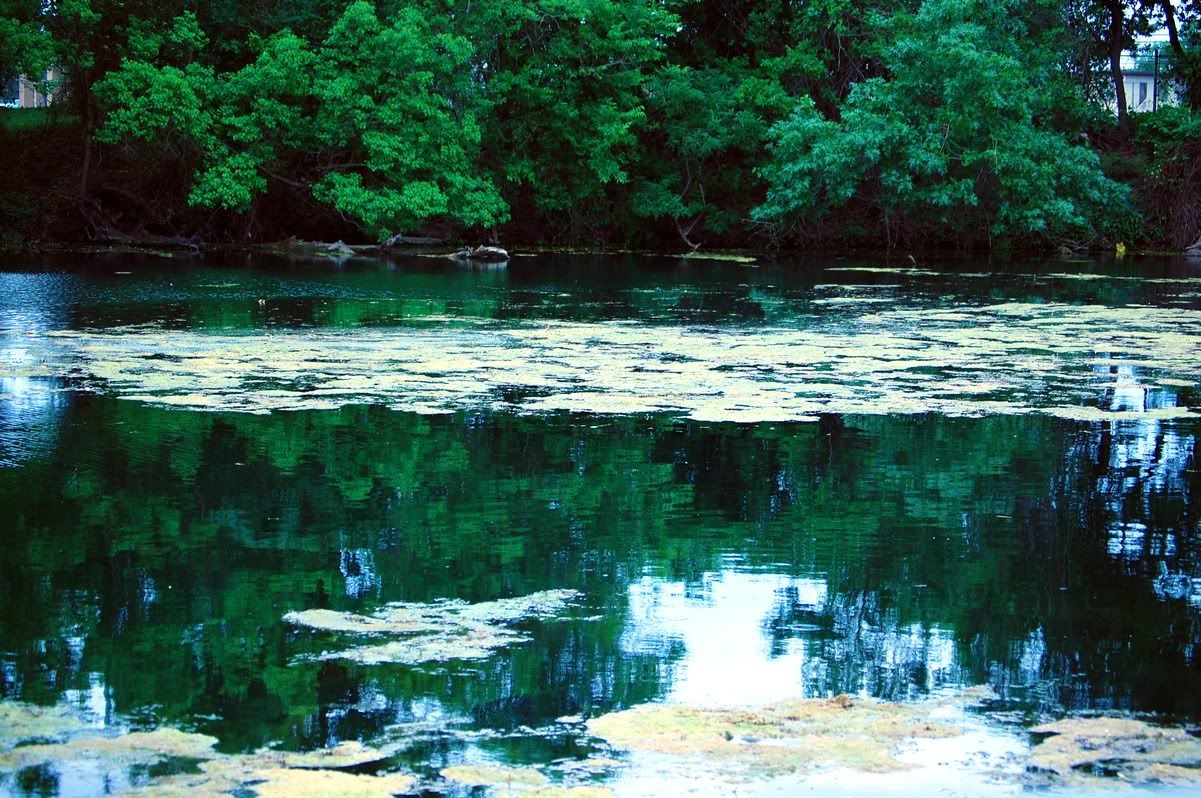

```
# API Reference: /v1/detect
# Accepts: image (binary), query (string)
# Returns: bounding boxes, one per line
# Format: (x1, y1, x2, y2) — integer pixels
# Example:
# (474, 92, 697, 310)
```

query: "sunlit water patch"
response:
(8, 301, 1200, 420)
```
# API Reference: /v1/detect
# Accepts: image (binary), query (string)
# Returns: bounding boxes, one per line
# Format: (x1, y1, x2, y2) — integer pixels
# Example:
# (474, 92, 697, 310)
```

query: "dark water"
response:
(1, 252, 1199, 795)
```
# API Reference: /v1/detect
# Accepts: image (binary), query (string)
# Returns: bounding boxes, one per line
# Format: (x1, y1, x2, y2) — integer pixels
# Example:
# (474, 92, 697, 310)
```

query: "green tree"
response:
(476, 0, 681, 241)
(0, 0, 52, 81)
(755, 0, 1129, 247)
(96, 2, 507, 238)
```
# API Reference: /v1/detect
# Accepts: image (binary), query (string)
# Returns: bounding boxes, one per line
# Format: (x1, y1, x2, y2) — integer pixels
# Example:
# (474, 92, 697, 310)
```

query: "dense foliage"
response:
(3, 0, 1201, 249)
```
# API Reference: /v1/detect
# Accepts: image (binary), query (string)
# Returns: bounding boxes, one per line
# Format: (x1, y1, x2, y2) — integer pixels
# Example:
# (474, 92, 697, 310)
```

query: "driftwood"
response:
(449, 245, 509, 263)
(1186, 231, 1201, 256)
(77, 196, 201, 250)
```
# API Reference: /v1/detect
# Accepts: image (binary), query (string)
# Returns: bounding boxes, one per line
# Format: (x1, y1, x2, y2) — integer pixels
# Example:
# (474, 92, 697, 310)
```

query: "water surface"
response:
(1, 252, 1199, 796)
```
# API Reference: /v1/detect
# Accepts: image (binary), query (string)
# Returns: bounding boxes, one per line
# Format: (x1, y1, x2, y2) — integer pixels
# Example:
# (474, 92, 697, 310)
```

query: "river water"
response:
(0, 251, 1199, 796)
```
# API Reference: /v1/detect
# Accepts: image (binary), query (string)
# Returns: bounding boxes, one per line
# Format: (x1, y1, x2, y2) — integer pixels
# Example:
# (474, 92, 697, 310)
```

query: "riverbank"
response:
(2, 108, 1198, 258)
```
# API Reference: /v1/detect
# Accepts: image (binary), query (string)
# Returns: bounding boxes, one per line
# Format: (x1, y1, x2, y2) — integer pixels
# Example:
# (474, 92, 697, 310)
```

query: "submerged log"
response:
(449, 245, 509, 263)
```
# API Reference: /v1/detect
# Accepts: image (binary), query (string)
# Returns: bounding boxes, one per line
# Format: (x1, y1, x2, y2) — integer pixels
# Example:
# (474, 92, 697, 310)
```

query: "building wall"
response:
(15, 69, 61, 108)
(1115, 71, 1181, 114)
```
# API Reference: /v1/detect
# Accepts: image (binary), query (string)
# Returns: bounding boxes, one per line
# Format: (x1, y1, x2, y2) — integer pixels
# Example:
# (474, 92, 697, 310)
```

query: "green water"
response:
(1, 252, 1199, 796)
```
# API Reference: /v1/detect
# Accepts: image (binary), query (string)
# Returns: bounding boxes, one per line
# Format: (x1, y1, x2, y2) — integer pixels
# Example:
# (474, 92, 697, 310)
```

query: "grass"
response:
(0, 107, 79, 132)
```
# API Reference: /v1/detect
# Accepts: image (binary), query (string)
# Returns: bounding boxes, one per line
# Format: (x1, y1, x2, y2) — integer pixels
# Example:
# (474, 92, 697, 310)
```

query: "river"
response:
(1, 251, 1199, 796)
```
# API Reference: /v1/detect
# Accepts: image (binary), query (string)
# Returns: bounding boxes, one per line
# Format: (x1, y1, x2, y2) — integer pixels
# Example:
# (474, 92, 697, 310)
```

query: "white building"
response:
(1122, 68, 1178, 112)
(1, 70, 62, 108)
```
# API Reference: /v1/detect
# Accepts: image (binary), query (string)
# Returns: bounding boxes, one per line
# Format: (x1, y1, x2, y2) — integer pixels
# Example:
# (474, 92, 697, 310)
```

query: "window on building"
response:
(1138, 82, 1148, 107)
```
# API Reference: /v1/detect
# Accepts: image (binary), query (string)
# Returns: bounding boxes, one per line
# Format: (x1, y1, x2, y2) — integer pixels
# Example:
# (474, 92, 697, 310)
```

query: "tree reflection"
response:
(0, 399, 1198, 756)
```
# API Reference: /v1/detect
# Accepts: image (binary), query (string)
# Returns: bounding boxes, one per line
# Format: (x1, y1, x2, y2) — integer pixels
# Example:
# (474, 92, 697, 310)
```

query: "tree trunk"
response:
(1160, 0, 1199, 110)
(78, 77, 95, 199)
(1161, 1, 1183, 56)
(1107, 1, 1130, 139)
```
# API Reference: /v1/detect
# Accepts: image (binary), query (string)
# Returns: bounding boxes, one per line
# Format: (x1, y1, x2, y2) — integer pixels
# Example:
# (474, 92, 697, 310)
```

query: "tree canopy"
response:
(3, 0, 1201, 249)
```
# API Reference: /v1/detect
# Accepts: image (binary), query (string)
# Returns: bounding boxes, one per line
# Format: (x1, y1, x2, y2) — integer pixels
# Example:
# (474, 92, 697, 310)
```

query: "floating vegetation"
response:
(676, 252, 759, 264)
(239, 768, 416, 797)
(125, 757, 417, 797)
(278, 741, 395, 770)
(1043, 405, 1198, 422)
(441, 764, 550, 788)
(284, 589, 581, 665)
(585, 695, 965, 777)
(439, 765, 617, 797)
(0, 701, 91, 748)
(553, 757, 624, 775)
(810, 296, 893, 304)
(0, 727, 221, 772)
(0, 702, 419, 798)
(825, 266, 943, 276)
(9, 299, 1199, 421)
(1044, 272, 1201, 284)
(1027, 717, 1201, 788)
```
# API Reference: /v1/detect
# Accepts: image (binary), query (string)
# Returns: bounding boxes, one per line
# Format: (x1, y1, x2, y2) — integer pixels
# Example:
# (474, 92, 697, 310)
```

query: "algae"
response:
(585, 695, 965, 776)
(1027, 716, 1201, 787)
(279, 740, 395, 770)
(676, 253, 758, 264)
(0, 702, 418, 797)
(7, 297, 1201, 422)
(131, 761, 416, 797)
(0, 702, 92, 749)
(825, 266, 943, 276)
(1044, 272, 1201, 284)
(0, 727, 220, 771)
(245, 768, 415, 797)
(285, 589, 581, 665)
(441, 764, 550, 787)
(553, 757, 624, 774)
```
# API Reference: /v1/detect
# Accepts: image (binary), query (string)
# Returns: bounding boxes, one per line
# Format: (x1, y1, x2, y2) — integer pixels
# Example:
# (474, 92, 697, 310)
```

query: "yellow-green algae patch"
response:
(278, 740, 395, 770)
(0, 701, 92, 747)
(441, 764, 550, 787)
(10, 298, 1201, 421)
(1027, 717, 1201, 787)
(0, 702, 418, 797)
(676, 252, 759, 264)
(284, 589, 580, 664)
(825, 266, 943, 276)
(585, 694, 963, 776)
(1044, 405, 1199, 422)
(244, 768, 416, 797)
(130, 760, 416, 798)
(1045, 272, 1201, 284)
(554, 757, 624, 775)
(0, 727, 220, 771)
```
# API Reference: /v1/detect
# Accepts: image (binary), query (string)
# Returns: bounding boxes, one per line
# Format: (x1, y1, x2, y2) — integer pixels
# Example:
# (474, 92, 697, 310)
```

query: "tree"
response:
(96, 2, 507, 239)
(629, 64, 776, 249)
(0, 1, 52, 82)
(754, 0, 1128, 247)
(1153, 0, 1201, 108)
(475, 0, 681, 241)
